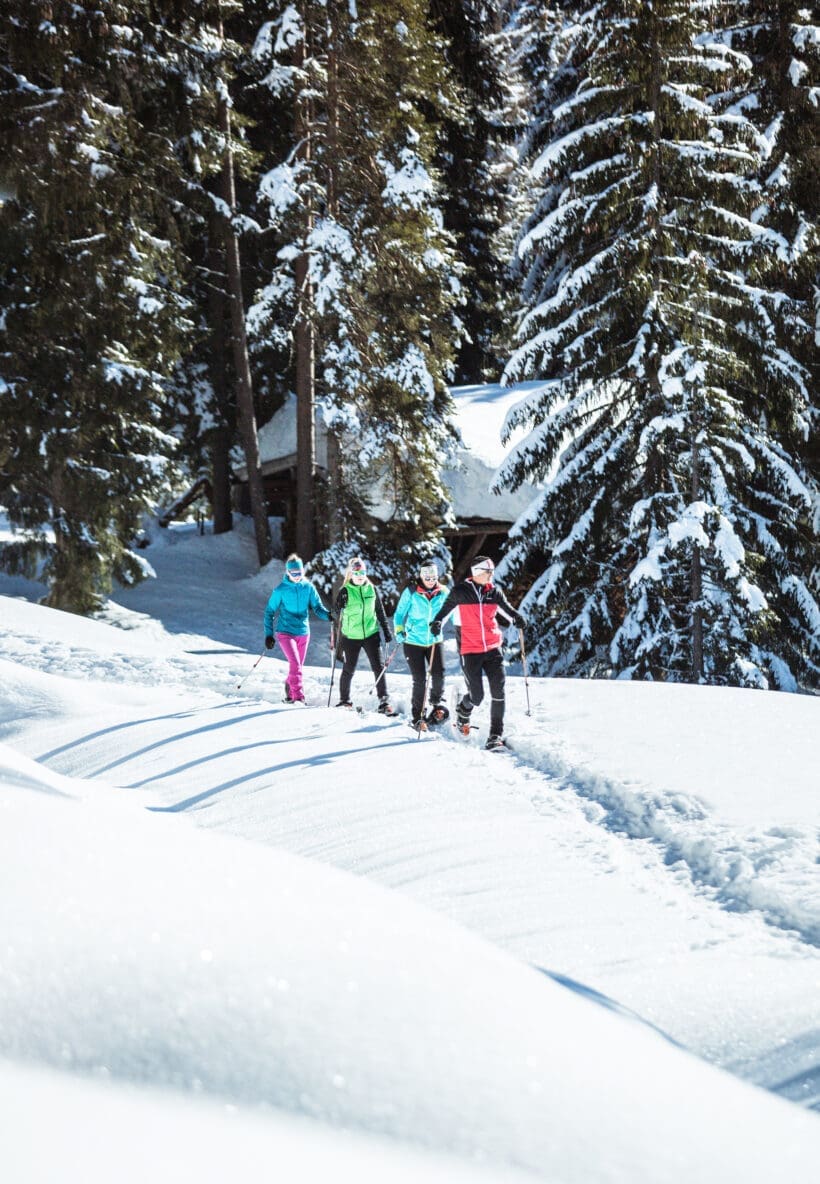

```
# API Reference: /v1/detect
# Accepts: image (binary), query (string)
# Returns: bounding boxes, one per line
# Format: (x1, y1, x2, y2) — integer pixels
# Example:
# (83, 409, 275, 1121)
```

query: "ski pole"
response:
(236, 645, 267, 692)
(417, 644, 438, 739)
(366, 642, 398, 697)
(327, 623, 340, 707)
(519, 627, 532, 716)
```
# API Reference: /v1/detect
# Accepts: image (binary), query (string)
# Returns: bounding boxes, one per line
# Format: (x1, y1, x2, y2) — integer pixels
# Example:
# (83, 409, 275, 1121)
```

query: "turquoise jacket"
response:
(393, 581, 450, 646)
(264, 577, 330, 637)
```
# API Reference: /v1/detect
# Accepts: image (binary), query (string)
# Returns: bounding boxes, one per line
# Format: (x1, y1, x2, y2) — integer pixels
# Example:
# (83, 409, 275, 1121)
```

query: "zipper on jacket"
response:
(470, 582, 488, 651)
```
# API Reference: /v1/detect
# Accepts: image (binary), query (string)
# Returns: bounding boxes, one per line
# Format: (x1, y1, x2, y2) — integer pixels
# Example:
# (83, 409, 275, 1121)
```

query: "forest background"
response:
(0, 1, 817, 690)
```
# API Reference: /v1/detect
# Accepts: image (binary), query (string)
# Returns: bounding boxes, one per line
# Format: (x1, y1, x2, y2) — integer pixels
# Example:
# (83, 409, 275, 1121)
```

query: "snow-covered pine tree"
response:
(708, 0, 819, 687)
(431, 0, 512, 381)
(248, 0, 463, 586)
(132, 3, 243, 539)
(497, 0, 818, 689)
(0, 2, 191, 612)
(150, 0, 274, 561)
(494, 0, 579, 322)
(492, 0, 574, 358)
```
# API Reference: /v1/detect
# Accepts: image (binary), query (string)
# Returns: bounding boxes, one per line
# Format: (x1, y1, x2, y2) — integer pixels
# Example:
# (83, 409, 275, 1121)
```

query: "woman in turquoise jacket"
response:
(393, 558, 449, 731)
(264, 554, 330, 703)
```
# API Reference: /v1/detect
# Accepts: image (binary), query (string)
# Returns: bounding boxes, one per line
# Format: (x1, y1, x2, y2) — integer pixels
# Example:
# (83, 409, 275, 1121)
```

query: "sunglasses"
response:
(471, 562, 494, 576)
(419, 566, 438, 581)
(287, 569, 303, 579)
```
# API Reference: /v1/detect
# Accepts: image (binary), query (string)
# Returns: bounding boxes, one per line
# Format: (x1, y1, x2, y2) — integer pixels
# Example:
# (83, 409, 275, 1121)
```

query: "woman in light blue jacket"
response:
(264, 554, 330, 703)
(393, 558, 450, 731)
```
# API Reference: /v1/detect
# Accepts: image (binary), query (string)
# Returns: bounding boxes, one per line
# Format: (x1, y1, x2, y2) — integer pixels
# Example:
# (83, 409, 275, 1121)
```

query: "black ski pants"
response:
(459, 647, 505, 737)
(339, 632, 387, 702)
(403, 642, 445, 722)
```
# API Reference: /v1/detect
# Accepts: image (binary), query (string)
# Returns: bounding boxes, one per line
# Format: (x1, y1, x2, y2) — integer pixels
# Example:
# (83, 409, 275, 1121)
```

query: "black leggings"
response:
(339, 632, 387, 701)
(459, 648, 505, 736)
(403, 643, 445, 721)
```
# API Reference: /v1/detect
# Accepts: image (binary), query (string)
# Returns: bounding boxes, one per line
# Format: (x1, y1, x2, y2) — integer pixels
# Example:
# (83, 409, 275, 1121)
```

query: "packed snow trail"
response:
(1, 521, 818, 1108)
(4, 592, 817, 948)
(2, 640, 817, 1097)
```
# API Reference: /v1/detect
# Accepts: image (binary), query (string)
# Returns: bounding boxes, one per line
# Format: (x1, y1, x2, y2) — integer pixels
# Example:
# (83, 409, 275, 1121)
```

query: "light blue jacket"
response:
(264, 578, 330, 637)
(393, 581, 450, 646)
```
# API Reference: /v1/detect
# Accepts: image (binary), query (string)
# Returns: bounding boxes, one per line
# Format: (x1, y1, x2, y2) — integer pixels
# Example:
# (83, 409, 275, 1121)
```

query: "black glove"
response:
(383, 627, 393, 643)
(336, 587, 348, 609)
(265, 635, 275, 650)
(513, 614, 526, 630)
(430, 620, 442, 637)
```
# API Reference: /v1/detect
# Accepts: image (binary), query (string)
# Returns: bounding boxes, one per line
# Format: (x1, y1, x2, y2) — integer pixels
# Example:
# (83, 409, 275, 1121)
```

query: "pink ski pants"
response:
(275, 632, 310, 700)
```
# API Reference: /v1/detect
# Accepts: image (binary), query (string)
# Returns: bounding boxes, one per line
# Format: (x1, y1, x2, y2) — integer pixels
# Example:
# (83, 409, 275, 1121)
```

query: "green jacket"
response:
(334, 581, 390, 641)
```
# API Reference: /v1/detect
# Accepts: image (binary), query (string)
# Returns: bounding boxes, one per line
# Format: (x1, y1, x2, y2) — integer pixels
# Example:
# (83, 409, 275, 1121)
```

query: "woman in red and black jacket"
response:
(430, 556, 525, 750)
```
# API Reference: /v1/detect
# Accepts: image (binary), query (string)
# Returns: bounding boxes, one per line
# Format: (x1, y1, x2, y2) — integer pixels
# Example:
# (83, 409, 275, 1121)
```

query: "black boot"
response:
(455, 697, 472, 735)
(485, 733, 507, 751)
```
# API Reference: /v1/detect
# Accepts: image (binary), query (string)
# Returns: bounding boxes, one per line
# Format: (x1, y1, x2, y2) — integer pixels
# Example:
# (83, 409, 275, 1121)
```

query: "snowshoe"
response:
(455, 699, 472, 731)
(450, 687, 474, 736)
(411, 718, 428, 733)
(377, 699, 399, 717)
(485, 734, 508, 752)
(336, 699, 354, 709)
(426, 704, 450, 726)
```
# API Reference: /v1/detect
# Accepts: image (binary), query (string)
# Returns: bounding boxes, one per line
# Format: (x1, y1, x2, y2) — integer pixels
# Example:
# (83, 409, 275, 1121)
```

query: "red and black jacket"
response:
(432, 579, 523, 655)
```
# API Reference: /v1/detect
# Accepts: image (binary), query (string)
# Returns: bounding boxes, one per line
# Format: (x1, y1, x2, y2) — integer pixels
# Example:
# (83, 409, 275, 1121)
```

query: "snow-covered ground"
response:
(1, 516, 818, 1180)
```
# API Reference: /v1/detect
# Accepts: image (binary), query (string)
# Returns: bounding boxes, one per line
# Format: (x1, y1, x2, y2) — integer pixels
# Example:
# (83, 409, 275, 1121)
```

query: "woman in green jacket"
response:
(333, 556, 397, 714)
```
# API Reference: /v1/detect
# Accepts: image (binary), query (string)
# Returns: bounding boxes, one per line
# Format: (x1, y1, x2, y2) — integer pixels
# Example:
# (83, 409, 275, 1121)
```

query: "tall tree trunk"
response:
(217, 70, 271, 567)
(690, 289, 705, 683)
(294, 2, 316, 559)
(326, 428, 342, 542)
(294, 248, 315, 558)
(327, 1, 340, 218)
(318, 3, 342, 548)
(207, 203, 233, 535)
(690, 434, 704, 682)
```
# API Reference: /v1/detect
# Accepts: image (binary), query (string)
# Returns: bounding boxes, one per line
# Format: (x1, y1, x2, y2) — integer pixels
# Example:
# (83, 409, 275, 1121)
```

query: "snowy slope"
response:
(0, 518, 818, 1178)
(0, 1059, 527, 1184)
(1, 745, 819, 1183)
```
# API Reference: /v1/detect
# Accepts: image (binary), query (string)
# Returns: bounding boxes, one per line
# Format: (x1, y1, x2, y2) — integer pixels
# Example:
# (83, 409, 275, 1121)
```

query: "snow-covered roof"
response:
(449, 382, 543, 468)
(254, 392, 329, 474)
(239, 383, 542, 526)
(445, 383, 543, 522)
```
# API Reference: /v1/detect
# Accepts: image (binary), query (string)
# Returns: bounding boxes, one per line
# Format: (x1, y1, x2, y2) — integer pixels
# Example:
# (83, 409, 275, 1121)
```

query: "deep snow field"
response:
(1, 516, 818, 1182)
